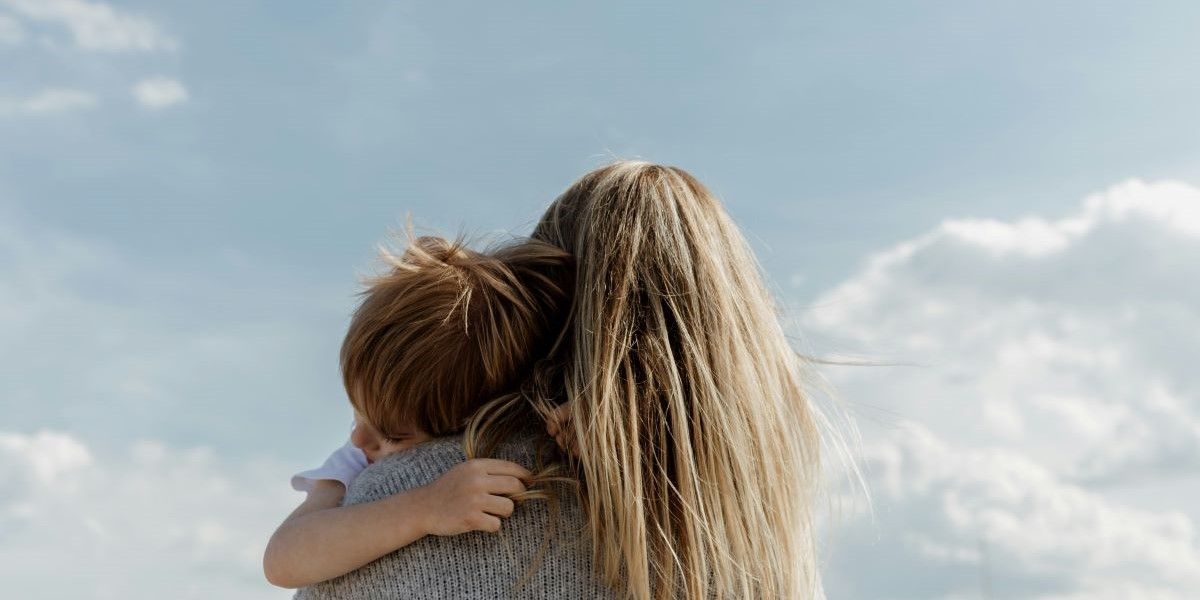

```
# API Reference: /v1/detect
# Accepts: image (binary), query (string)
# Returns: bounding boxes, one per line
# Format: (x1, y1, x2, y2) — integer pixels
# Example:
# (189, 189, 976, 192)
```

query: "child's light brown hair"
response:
(340, 234, 572, 439)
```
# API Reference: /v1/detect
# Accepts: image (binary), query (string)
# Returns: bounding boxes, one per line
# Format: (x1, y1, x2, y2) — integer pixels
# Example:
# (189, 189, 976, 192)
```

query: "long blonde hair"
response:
(483, 160, 828, 599)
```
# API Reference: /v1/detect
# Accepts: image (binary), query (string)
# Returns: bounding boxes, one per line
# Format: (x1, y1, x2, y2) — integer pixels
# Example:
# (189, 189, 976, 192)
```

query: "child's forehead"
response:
(354, 407, 421, 433)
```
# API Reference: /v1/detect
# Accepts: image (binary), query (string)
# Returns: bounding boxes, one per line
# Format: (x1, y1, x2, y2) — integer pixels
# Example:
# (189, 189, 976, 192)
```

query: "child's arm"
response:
(263, 458, 532, 589)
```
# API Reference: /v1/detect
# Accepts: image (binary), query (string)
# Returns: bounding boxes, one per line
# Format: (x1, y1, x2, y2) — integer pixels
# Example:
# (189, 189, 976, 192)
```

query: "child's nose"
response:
(350, 424, 377, 453)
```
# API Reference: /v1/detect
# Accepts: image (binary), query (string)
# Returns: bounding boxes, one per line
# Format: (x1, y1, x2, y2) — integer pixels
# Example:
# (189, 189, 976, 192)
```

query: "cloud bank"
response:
(810, 179, 1200, 598)
(0, 429, 293, 599)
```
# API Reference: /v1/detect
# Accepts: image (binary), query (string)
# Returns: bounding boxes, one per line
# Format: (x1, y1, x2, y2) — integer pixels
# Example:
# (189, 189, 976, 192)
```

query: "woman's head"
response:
(526, 161, 825, 599)
(340, 234, 572, 443)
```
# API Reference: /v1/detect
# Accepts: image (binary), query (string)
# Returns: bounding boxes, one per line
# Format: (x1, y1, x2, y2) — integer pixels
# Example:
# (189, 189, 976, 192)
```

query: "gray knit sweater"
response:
(294, 427, 618, 600)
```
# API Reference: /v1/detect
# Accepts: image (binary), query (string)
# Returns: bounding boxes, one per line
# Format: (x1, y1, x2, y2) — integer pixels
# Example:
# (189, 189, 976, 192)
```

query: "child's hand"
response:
(414, 458, 532, 536)
(545, 402, 578, 457)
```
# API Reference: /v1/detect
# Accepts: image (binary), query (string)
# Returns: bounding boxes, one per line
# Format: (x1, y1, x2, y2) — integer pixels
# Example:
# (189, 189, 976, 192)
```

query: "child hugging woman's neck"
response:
(263, 233, 571, 590)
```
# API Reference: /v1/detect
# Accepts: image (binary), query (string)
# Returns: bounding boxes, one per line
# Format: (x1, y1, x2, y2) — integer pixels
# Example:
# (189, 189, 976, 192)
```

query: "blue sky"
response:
(2, 2, 1199, 598)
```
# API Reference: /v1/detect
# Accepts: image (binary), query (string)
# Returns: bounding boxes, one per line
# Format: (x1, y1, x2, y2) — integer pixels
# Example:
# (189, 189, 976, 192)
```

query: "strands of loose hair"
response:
(463, 160, 835, 599)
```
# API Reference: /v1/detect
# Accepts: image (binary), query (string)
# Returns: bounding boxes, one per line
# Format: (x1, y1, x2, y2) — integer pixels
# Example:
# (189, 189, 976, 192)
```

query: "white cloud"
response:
(805, 178, 1200, 483)
(0, 209, 351, 597)
(0, 189, 387, 600)
(0, 135, 434, 599)
(825, 426, 1200, 599)
(0, 87, 97, 116)
(0, 429, 294, 599)
(0, 2, 184, 118)
(131, 76, 188, 109)
(0, 430, 92, 488)
(805, 179, 1200, 597)
(0, 0, 176, 52)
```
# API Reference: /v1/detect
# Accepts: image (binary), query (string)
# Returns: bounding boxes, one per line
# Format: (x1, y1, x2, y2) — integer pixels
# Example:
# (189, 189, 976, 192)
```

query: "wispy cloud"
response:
(0, 429, 292, 598)
(0, 0, 177, 52)
(131, 76, 188, 109)
(1, 2, 185, 115)
(0, 87, 97, 116)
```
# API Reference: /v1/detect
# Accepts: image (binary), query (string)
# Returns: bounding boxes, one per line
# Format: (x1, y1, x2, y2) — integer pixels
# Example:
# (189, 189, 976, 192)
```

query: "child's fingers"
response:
(553, 430, 580, 458)
(550, 403, 571, 422)
(482, 495, 516, 518)
(555, 430, 577, 454)
(548, 403, 573, 442)
(473, 458, 533, 480)
(473, 513, 502, 533)
(485, 474, 527, 496)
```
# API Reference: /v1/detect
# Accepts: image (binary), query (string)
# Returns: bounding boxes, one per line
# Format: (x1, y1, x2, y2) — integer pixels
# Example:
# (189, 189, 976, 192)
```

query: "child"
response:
(263, 234, 573, 589)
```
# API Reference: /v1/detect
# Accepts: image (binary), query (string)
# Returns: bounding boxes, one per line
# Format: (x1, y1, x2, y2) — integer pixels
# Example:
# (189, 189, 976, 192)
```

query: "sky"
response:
(1, 1, 1198, 598)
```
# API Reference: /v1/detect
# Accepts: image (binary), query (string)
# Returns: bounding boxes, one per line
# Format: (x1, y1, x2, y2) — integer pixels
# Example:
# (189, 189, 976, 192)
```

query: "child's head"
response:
(349, 408, 431, 464)
(340, 234, 572, 450)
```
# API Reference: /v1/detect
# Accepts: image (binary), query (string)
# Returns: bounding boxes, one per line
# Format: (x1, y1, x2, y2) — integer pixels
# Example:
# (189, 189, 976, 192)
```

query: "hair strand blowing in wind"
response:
(522, 161, 825, 599)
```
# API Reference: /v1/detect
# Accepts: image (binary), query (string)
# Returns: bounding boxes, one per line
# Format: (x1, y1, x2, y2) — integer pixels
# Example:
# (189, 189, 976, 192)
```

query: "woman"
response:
(300, 160, 834, 599)
(475, 160, 831, 599)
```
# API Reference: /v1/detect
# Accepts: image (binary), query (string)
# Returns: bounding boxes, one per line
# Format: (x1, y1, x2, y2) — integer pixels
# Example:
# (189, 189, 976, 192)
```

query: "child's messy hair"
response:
(340, 233, 572, 439)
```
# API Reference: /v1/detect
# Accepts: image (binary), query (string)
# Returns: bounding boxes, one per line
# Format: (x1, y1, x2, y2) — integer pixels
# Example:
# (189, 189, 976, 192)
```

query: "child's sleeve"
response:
(290, 422, 369, 492)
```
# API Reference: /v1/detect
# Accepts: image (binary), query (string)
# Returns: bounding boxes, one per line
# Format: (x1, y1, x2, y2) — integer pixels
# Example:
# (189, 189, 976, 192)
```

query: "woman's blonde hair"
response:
(340, 234, 572, 439)
(487, 160, 829, 599)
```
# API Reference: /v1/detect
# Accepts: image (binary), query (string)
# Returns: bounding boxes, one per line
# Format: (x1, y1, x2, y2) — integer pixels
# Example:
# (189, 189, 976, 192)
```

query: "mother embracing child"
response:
(267, 160, 839, 599)
(263, 234, 573, 588)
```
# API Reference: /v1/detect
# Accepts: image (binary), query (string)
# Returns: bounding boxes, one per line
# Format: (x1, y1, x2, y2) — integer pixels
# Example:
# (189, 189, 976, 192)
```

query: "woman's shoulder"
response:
(344, 435, 463, 504)
(299, 425, 614, 600)
(344, 426, 544, 505)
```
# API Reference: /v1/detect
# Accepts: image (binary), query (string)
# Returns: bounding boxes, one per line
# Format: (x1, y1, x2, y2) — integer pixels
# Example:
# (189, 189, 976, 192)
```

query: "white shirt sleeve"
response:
(291, 422, 369, 492)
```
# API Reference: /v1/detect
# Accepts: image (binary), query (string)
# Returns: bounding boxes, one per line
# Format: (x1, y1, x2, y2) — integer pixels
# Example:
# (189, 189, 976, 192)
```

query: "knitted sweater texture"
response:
(294, 427, 618, 600)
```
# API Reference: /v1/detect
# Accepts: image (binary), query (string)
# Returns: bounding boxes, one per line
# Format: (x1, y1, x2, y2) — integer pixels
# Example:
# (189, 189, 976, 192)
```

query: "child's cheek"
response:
(375, 441, 409, 461)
